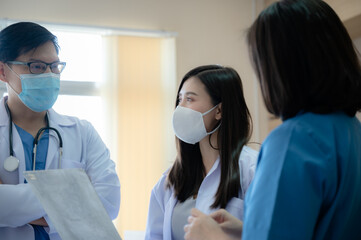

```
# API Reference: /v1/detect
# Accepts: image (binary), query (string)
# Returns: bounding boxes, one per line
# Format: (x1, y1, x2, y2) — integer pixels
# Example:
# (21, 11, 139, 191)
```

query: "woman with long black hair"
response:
(145, 65, 258, 240)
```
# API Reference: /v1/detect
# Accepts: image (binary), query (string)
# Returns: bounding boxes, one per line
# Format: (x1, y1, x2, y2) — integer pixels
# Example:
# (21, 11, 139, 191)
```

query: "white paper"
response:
(24, 168, 121, 240)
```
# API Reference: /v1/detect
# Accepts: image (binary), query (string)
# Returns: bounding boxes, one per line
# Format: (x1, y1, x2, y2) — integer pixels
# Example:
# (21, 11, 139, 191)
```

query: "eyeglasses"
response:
(7, 61, 66, 74)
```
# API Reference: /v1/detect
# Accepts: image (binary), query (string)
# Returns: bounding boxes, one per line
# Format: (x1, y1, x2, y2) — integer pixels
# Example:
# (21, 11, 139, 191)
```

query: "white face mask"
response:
(172, 104, 221, 144)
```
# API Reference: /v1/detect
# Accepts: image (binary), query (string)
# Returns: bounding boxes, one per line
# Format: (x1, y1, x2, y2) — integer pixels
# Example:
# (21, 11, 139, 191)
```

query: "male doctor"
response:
(0, 22, 120, 240)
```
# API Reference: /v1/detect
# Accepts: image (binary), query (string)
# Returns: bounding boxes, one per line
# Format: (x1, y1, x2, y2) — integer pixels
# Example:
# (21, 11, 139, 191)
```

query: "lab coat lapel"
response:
(195, 158, 220, 215)
(45, 109, 74, 169)
(0, 97, 25, 183)
(46, 113, 63, 170)
(164, 194, 177, 239)
(45, 126, 63, 170)
(0, 97, 8, 127)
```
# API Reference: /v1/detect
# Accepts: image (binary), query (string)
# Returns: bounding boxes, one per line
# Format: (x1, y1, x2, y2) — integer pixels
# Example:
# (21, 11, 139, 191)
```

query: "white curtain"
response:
(102, 35, 177, 236)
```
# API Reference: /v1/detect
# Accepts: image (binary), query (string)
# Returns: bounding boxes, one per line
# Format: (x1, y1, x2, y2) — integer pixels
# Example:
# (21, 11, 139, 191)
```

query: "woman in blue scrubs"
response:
(184, 0, 361, 239)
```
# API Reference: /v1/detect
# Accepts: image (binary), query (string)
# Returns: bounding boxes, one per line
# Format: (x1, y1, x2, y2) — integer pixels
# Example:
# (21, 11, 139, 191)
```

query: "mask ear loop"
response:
(5, 64, 21, 95)
(208, 134, 218, 150)
(206, 103, 222, 150)
(208, 121, 221, 150)
(6, 63, 20, 77)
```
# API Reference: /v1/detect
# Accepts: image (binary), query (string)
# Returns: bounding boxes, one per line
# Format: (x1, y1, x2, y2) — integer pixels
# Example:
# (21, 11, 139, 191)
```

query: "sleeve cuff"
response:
(44, 215, 57, 235)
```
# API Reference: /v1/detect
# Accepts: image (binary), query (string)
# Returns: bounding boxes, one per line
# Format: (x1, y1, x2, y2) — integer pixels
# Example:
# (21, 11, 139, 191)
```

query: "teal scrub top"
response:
(243, 112, 361, 240)
(16, 125, 50, 240)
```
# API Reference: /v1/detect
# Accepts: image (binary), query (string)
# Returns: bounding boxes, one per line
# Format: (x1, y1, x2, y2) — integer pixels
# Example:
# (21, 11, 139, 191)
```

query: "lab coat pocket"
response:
(61, 159, 86, 169)
(225, 197, 244, 220)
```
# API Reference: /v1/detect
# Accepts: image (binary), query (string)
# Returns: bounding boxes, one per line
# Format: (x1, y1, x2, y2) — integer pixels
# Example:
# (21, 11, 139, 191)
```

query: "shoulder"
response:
(47, 109, 103, 147)
(153, 170, 169, 192)
(264, 112, 346, 155)
(48, 108, 94, 131)
(151, 169, 173, 204)
(258, 112, 348, 178)
(238, 146, 259, 197)
(240, 146, 259, 162)
(239, 146, 259, 170)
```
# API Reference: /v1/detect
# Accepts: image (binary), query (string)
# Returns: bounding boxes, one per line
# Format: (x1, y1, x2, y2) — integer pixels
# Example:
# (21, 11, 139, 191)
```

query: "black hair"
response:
(167, 65, 252, 208)
(0, 22, 59, 62)
(247, 0, 361, 119)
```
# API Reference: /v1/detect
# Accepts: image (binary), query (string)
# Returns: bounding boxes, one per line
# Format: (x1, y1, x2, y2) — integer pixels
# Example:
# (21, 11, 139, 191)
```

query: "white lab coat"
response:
(0, 97, 120, 240)
(145, 146, 258, 240)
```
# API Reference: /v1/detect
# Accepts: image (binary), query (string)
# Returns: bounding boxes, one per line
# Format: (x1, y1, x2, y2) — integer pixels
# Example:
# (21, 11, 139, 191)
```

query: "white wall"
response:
(0, 0, 264, 139)
(354, 37, 361, 121)
(354, 37, 361, 56)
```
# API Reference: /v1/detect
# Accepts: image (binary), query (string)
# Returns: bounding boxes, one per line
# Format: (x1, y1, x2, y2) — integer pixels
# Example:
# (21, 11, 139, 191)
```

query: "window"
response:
(49, 30, 106, 141)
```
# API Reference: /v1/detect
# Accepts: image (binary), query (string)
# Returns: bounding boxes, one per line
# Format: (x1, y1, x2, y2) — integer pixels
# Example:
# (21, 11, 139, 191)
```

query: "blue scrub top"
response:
(16, 125, 50, 240)
(243, 112, 361, 240)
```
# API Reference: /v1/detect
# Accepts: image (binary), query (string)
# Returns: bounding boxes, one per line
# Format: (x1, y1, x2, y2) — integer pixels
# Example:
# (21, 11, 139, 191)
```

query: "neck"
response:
(7, 96, 47, 137)
(199, 131, 219, 175)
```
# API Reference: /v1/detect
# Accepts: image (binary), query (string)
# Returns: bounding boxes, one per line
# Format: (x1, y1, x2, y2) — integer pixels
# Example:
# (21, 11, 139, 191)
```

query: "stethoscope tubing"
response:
(33, 127, 63, 170)
(4, 99, 14, 157)
(4, 100, 63, 171)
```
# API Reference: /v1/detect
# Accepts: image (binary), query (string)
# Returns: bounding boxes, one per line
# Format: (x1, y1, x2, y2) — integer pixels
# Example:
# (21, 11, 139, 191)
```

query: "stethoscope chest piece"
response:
(4, 156, 19, 172)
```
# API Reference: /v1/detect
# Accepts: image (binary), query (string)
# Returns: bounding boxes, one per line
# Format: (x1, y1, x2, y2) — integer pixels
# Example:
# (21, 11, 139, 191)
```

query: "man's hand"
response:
(30, 217, 48, 227)
(0, 177, 48, 227)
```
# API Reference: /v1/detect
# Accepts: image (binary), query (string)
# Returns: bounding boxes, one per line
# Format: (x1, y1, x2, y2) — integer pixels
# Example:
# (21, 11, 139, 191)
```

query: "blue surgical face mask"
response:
(7, 66, 60, 112)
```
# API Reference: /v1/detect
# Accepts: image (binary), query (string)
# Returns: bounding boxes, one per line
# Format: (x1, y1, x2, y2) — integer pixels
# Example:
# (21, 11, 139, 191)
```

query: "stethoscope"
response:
(3, 100, 63, 172)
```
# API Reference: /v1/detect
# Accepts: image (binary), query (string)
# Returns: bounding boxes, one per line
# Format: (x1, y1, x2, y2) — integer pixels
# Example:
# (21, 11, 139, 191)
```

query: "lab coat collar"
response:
(161, 156, 221, 237)
(0, 97, 9, 126)
(0, 96, 76, 127)
(205, 157, 220, 178)
(47, 108, 76, 127)
(195, 156, 220, 215)
(46, 108, 76, 170)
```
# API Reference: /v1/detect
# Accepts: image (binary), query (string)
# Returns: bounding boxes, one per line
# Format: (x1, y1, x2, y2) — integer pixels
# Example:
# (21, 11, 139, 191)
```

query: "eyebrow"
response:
(179, 92, 198, 97)
(28, 58, 60, 64)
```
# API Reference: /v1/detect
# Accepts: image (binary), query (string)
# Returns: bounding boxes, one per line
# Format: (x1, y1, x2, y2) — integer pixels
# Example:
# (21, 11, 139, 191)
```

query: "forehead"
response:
(17, 41, 58, 62)
(180, 77, 207, 94)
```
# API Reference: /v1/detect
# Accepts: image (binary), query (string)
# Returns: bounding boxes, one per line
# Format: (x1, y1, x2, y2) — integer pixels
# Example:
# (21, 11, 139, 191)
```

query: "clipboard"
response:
(24, 168, 121, 240)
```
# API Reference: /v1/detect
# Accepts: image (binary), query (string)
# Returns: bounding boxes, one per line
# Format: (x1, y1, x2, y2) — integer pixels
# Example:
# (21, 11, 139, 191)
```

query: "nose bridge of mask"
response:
(20, 73, 59, 85)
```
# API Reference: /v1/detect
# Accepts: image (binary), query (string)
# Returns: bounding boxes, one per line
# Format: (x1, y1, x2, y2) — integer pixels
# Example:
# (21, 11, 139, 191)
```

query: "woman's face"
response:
(1, 40, 59, 94)
(178, 76, 221, 132)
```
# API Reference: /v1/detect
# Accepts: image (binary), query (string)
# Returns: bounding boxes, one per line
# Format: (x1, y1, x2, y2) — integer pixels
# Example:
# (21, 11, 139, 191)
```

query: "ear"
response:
(0, 62, 8, 83)
(215, 103, 222, 120)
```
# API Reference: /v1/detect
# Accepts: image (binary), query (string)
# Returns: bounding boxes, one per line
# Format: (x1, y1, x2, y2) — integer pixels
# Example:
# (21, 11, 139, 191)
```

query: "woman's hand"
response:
(210, 209, 243, 238)
(184, 208, 242, 240)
